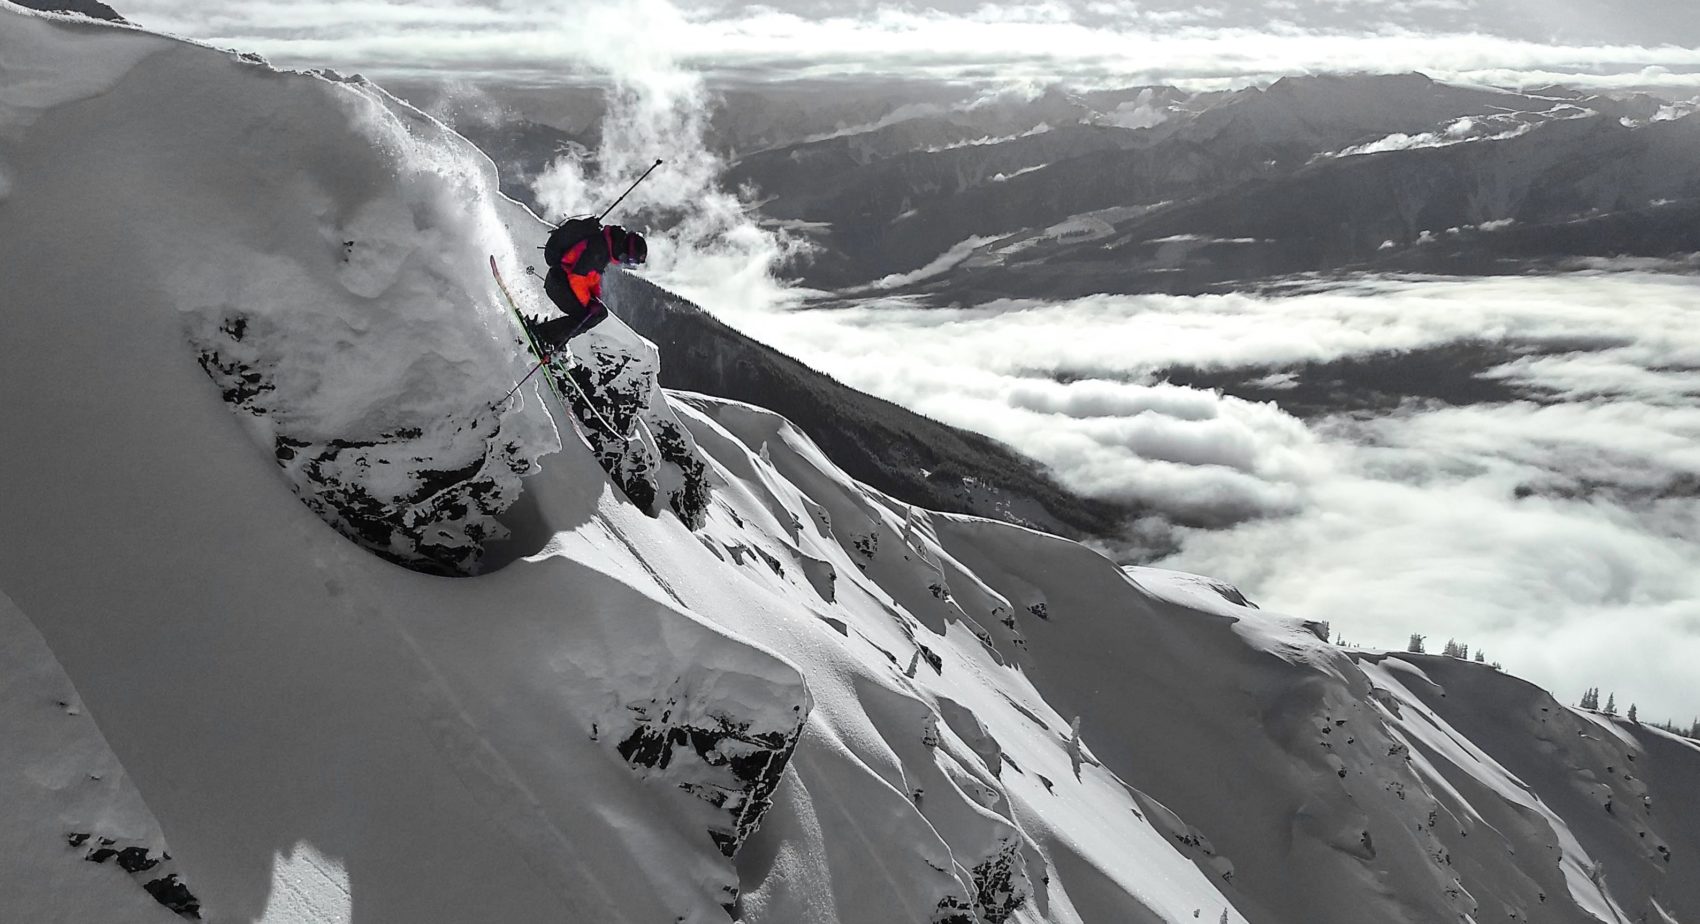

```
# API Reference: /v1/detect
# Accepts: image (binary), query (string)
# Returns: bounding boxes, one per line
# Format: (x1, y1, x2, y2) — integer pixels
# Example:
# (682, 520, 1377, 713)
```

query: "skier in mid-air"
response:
(526, 217, 648, 350)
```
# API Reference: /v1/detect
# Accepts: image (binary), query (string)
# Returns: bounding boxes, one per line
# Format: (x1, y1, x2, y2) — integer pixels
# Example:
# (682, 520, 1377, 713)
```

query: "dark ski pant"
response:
(535, 266, 609, 345)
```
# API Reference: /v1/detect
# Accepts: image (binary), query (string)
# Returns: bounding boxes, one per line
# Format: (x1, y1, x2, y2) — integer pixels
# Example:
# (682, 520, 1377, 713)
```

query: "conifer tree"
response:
(1604, 693, 1617, 716)
(1627, 703, 1637, 723)
(1407, 634, 1426, 654)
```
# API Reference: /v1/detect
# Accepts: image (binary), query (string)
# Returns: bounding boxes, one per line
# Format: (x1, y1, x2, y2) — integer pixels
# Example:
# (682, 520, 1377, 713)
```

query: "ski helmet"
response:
(607, 226, 645, 265)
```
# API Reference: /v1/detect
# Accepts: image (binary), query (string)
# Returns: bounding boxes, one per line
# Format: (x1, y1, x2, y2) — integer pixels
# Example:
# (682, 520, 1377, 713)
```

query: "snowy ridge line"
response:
(670, 390, 1700, 924)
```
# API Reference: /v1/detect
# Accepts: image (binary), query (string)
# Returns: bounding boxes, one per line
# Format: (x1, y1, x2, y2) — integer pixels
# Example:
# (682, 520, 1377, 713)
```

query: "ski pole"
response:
(496, 356, 550, 408)
(596, 159, 664, 221)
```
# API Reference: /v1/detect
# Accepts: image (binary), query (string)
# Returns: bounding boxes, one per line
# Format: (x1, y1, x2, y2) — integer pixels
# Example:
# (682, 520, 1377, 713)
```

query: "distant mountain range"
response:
(442, 72, 1698, 305)
(724, 73, 1697, 298)
(11, 0, 123, 22)
(922, 87, 1700, 302)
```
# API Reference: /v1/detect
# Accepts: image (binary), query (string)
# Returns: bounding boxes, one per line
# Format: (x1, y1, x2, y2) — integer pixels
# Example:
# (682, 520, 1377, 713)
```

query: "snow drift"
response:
(2, 6, 1697, 924)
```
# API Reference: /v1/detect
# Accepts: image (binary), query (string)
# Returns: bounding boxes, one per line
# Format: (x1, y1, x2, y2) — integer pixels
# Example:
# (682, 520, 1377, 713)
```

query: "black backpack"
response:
(543, 217, 601, 270)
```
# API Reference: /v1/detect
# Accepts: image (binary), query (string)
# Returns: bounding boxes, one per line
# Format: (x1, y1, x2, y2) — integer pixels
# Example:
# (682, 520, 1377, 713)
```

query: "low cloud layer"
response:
(734, 273, 1699, 511)
(119, 0, 1700, 90)
(723, 270, 1700, 720)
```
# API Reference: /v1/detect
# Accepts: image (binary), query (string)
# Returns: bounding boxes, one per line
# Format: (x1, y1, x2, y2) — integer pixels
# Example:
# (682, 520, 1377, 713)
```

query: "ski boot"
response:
(522, 316, 576, 370)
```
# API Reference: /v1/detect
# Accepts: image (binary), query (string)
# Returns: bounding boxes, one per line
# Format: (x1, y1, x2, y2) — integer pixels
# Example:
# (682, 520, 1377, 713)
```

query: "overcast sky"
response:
(119, 0, 1700, 89)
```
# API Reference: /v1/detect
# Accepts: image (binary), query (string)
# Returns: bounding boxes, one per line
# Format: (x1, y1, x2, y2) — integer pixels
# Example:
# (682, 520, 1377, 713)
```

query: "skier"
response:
(527, 217, 648, 350)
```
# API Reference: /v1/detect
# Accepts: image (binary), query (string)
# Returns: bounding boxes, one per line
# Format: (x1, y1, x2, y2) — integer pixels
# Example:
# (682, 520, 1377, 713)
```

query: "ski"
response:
(488, 255, 638, 444)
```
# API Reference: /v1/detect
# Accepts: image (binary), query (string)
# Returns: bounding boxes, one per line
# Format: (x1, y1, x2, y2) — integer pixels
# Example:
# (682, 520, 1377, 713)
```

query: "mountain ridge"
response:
(448, 70, 1695, 301)
(2, 6, 1697, 924)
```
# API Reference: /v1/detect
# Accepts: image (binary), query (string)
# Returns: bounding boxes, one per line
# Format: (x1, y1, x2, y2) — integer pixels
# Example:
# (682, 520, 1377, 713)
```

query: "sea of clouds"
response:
(717, 274, 1700, 720)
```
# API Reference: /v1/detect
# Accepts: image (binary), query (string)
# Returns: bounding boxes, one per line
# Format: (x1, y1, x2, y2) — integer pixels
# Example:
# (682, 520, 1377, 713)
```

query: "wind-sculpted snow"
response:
(563, 622, 809, 875)
(0, 592, 195, 923)
(1, 6, 800, 921)
(4, 6, 1700, 924)
(190, 310, 534, 575)
(671, 395, 1251, 923)
(1353, 653, 1700, 921)
(5, 9, 563, 576)
(0, 8, 716, 578)
(1105, 565, 1698, 924)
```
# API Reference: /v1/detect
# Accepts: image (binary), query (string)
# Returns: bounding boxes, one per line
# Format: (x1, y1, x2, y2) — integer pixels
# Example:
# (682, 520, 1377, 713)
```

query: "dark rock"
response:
(116, 846, 160, 873)
(73, 833, 201, 919)
(917, 644, 943, 674)
(83, 842, 159, 872)
(652, 420, 711, 528)
(197, 345, 275, 407)
(143, 874, 202, 919)
(192, 317, 525, 576)
(932, 895, 977, 924)
(971, 839, 1029, 923)
(613, 694, 808, 858)
(555, 349, 661, 514)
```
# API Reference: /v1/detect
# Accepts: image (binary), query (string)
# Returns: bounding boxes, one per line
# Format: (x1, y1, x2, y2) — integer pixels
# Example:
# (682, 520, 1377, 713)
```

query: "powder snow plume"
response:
(528, 5, 810, 316)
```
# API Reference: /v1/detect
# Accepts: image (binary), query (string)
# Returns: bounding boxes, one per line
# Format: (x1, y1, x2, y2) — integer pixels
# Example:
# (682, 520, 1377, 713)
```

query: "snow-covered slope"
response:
(1, 8, 807, 921)
(2, 6, 1697, 924)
